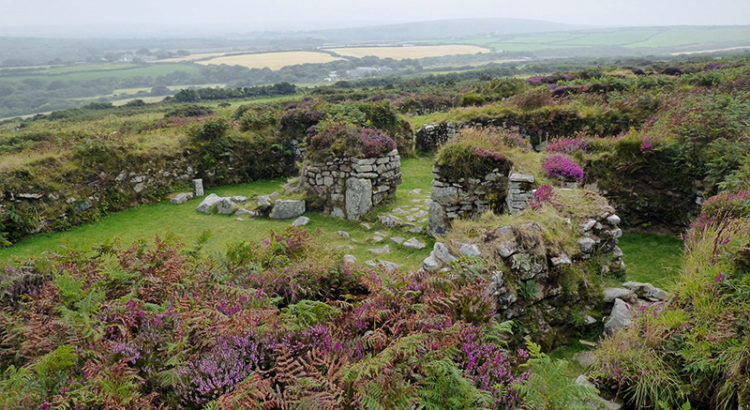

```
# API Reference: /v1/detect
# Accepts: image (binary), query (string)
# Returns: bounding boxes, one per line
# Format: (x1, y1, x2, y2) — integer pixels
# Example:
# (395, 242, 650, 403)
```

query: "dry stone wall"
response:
(428, 166, 536, 236)
(303, 149, 401, 220)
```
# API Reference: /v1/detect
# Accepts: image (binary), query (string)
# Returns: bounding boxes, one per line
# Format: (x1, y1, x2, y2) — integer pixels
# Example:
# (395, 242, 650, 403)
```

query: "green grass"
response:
(619, 232, 684, 289)
(0, 156, 437, 271)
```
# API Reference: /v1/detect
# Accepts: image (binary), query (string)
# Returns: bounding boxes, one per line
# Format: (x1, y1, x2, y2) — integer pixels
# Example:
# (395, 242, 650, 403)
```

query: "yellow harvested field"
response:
(197, 51, 343, 70)
(326, 45, 490, 59)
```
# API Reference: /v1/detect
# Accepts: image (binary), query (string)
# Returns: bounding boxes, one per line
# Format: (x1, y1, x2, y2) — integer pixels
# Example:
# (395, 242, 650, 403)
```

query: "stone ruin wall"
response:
(416, 121, 557, 153)
(303, 149, 402, 221)
(428, 166, 536, 236)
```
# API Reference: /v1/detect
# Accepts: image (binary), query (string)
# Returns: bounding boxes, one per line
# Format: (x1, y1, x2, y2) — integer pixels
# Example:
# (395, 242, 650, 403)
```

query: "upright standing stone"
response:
(345, 178, 373, 221)
(193, 179, 204, 197)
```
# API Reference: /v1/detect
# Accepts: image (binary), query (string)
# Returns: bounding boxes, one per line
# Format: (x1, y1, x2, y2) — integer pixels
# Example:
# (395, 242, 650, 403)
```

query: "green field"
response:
(461, 26, 750, 53)
(0, 156, 437, 270)
(0, 63, 200, 84)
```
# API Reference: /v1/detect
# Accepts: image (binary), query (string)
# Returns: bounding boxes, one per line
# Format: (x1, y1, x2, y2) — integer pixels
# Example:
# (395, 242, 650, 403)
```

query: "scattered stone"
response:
(268, 200, 306, 219)
(459, 243, 481, 258)
(170, 192, 193, 205)
(336, 245, 355, 251)
(622, 282, 668, 301)
(551, 254, 572, 266)
(584, 315, 597, 325)
(235, 208, 257, 217)
(603, 287, 637, 303)
(17, 193, 43, 200)
(193, 179, 204, 197)
(422, 254, 440, 272)
(235, 217, 245, 222)
(410, 189, 422, 195)
(361, 222, 372, 230)
(133, 183, 146, 193)
(232, 196, 248, 202)
(390, 236, 405, 245)
(604, 298, 633, 335)
(216, 198, 237, 215)
(575, 375, 596, 389)
(291, 216, 310, 227)
(338, 231, 351, 238)
(196, 193, 222, 213)
(403, 238, 426, 250)
(269, 192, 280, 199)
(343, 254, 357, 264)
(408, 226, 425, 234)
(379, 214, 404, 227)
(368, 245, 391, 254)
(372, 234, 386, 243)
(433, 242, 457, 264)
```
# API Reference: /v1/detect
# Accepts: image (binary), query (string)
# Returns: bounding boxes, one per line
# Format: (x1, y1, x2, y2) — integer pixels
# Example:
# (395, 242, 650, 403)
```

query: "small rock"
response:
(459, 243, 481, 258)
(170, 192, 193, 205)
(133, 183, 146, 193)
(578, 237, 597, 253)
(410, 189, 422, 195)
(580, 219, 597, 232)
(269, 200, 306, 219)
(604, 298, 633, 335)
(603, 287, 637, 303)
(343, 254, 357, 264)
(269, 191, 280, 199)
(216, 198, 237, 215)
(575, 375, 595, 389)
(361, 223, 372, 230)
(256, 196, 272, 211)
(408, 226, 424, 234)
(392, 207, 410, 215)
(331, 207, 345, 219)
(338, 231, 351, 238)
(551, 254, 572, 266)
(403, 238, 426, 250)
(422, 254, 440, 272)
(433, 242, 457, 264)
(579, 339, 598, 348)
(379, 214, 403, 227)
(291, 216, 310, 227)
(622, 282, 668, 301)
(233, 196, 248, 202)
(235, 208, 257, 217)
(390, 236, 405, 244)
(372, 235, 385, 243)
(337, 245, 355, 251)
(196, 193, 222, 213)
(368, 245, 391, 254)
(606, 214, 621, 226)
(235, 217, 245, 221)
(584, 315, 597, 325)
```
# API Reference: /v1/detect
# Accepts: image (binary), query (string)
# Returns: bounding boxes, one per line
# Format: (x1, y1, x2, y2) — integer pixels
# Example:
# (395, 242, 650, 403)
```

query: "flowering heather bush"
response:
(457, 326, 529, 407)
(360, 127, 396, 157)
(437, 142, 512, 181)
(545, 137, 589, 154)
(542, 154, 584, 182)
(175, 334, 266, 407)
(529, 184, 555, 209)
(308, 123, 395, 161)
(640, 135, 657, 152)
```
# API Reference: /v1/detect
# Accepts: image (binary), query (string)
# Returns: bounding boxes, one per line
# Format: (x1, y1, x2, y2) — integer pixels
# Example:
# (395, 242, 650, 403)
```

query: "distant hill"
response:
(286, 18, 581, 43)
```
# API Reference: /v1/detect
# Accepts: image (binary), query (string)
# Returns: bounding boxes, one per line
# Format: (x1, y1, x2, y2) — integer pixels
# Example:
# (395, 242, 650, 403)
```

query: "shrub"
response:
(307, 123, 395, 161)
(164, 104, 214, 118)
(529, 184, 555, 209)
(542, 154, 584, 182)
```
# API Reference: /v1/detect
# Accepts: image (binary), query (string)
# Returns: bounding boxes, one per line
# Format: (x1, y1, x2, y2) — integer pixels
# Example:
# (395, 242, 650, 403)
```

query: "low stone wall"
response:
(424, 202, 626, 348)
(415, 123, 461, 152)
(428, 165, 536, 236)
(303, 149, 401, 220)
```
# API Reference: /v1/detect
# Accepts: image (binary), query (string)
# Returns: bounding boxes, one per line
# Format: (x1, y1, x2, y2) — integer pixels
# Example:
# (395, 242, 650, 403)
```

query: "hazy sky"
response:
(2, 0, 750, 36)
